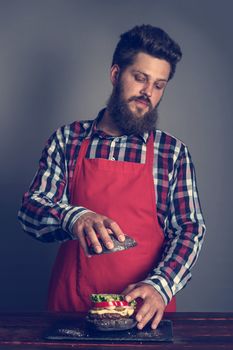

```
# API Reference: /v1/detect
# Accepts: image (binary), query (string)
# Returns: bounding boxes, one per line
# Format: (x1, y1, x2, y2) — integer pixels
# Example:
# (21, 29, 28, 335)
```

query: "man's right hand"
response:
(72, 212, 125, 257)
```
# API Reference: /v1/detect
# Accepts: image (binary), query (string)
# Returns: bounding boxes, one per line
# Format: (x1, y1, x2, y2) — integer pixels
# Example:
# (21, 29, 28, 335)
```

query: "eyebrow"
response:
(132, 69, 168, 82)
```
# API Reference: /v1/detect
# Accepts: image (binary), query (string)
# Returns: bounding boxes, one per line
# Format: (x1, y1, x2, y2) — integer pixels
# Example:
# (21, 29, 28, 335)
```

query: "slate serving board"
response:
(44, 319, 173, 343)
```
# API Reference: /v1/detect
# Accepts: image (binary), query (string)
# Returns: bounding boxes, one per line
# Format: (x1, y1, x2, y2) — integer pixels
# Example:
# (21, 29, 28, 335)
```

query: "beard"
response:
(106, 80, 159, 135)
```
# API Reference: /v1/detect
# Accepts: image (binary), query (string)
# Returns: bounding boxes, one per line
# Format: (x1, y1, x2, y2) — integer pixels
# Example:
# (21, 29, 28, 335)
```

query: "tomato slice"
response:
(93, 300, 129, 308)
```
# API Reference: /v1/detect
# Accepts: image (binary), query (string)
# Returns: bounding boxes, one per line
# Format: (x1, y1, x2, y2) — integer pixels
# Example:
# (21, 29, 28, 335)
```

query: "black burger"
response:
(86, 293, 137, 331)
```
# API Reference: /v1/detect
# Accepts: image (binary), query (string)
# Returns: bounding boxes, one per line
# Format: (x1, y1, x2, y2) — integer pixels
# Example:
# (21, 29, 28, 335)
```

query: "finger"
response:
(93, 222, 114, 250)
(136, 298, 159, 330)
(105, 219, 125, 242)
(73, 220, 92, 257)
(135, 302, 151, 324)
(77, 231, 92, 258)
(151, 309, 164, 330)
(84, 226, 103, 254)
(125, 286, 144, 303)
(137, 309, 155, 330)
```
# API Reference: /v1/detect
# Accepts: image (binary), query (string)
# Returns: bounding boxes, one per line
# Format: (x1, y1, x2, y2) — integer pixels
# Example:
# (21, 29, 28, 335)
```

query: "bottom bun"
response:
(86, 316, 137, 331)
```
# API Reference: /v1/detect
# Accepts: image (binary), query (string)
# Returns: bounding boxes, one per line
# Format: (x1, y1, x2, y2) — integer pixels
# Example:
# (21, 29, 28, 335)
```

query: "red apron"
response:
(47, 133, 176, 312)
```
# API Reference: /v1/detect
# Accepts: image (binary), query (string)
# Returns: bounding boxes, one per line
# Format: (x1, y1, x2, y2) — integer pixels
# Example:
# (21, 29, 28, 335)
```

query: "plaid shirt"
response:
(18, 110, 206, 305)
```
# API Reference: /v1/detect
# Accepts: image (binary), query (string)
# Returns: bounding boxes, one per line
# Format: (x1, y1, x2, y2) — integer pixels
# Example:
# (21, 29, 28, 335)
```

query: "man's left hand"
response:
(122, 282, 166, 330)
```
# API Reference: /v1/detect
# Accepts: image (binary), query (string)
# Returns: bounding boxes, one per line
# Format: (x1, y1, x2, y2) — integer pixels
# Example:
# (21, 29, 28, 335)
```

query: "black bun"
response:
(88, 235, 137, 255)
(86, 316, 137, 331)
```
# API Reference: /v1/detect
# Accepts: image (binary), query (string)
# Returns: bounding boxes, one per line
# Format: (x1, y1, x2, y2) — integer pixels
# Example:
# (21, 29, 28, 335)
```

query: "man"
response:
(18, 24, 206, 330)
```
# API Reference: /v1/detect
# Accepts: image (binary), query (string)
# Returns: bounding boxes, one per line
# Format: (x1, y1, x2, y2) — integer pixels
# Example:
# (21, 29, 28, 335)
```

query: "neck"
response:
(97, 109, 122, 136)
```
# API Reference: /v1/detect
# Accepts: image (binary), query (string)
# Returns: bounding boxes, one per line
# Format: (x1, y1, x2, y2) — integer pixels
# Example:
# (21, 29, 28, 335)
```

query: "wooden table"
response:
(0, 312, 233, 349)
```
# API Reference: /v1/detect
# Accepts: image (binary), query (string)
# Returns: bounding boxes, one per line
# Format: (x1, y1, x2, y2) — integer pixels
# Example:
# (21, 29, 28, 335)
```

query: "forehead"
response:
(127, 52, 171, 80)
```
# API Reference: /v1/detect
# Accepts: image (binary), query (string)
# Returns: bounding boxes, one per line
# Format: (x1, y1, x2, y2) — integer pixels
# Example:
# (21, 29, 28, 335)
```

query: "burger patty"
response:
(88, 312, 127, 320)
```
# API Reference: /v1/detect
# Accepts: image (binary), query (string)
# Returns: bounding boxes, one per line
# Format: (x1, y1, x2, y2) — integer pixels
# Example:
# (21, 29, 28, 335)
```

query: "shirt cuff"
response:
(141, 276, 173, 306)
(61, 206, 93, 239)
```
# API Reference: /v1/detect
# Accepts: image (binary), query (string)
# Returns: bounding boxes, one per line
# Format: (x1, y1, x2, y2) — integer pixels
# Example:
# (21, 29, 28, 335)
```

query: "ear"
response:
(110, 64, 120, 86)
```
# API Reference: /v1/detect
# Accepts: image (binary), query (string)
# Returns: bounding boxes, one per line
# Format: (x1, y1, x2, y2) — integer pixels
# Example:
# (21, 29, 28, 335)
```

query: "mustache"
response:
(128, 95, 152, 108)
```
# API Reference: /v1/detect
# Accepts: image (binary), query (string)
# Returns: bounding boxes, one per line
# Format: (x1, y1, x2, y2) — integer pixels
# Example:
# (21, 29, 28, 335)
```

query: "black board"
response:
(45, 319, 173, 343)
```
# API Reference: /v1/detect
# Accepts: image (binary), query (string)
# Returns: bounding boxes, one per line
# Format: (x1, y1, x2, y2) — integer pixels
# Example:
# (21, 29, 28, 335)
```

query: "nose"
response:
(141, 82, 153, 97)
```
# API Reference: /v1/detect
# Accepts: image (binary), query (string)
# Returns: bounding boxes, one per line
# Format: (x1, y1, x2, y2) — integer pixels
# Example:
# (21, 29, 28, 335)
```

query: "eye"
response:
(134, 73, 146, 82)
(154, 82, 166, 90)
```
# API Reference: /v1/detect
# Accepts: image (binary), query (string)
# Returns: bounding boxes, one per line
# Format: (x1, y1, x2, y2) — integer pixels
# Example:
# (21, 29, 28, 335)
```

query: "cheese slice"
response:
(90, 308, 134, 317)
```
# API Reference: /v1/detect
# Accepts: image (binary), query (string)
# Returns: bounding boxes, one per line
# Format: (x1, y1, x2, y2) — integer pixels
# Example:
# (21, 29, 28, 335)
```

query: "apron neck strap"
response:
(145, 132, 155, 168)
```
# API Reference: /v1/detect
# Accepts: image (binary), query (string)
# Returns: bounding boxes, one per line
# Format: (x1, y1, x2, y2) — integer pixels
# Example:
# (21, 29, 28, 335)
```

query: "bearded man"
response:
(18, 24, 206, 330)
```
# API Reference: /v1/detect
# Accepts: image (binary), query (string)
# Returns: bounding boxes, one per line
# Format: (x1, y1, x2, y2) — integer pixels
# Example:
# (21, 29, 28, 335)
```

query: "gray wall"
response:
(0, 0, 232, 312)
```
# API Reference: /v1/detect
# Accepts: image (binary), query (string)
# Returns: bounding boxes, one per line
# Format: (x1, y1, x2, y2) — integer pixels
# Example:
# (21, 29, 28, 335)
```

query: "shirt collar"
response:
(87, 108, 150, 143)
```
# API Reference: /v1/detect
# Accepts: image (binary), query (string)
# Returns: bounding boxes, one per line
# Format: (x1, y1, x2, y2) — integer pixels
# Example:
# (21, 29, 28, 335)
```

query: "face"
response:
(107, 52, 171, 135)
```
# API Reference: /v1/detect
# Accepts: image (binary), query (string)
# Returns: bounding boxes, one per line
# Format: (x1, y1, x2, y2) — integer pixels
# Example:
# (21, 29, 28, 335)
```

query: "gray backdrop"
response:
(0, 0, 232, 312)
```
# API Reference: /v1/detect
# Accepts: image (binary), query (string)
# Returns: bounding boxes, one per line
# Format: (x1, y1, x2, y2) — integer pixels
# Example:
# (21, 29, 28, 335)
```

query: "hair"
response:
(112, 24, 182, 80)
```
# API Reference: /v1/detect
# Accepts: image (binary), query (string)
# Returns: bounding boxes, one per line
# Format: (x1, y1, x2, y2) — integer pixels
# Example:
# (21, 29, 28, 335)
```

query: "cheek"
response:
(122, 79, 140, 97)
(152, 91, 164, 107)
(122, 86, 137, 100)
